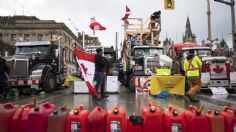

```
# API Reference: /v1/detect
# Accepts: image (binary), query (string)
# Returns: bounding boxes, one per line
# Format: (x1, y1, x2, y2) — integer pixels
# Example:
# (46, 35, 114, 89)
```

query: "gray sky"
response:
(0, 0, 234, 48)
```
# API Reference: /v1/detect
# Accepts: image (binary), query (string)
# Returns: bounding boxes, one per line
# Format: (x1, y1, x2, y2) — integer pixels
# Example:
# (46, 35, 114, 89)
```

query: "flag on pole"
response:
(89, 17, 106, 35)
(121, 5, 131, 20)
(74, 48, 98, 96)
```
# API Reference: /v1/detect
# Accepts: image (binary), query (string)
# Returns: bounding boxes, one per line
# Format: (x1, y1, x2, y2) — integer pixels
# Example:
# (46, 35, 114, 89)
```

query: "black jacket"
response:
(95, 54, 107, 72)
(0, 57, 10, 83)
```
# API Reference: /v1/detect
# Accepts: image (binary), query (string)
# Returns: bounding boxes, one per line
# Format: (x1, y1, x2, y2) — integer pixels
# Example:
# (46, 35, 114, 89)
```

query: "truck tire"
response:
(43, 73, 56, 93)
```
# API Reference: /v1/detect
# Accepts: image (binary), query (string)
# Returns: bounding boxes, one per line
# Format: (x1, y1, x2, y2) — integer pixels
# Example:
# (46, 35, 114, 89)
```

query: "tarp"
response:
(150, 75, 185, 96)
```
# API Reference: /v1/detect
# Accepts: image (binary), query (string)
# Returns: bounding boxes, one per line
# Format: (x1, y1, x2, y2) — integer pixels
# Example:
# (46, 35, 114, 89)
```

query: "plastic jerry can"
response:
(126, 113, 143, 132)
(9, 103, 34, 132)
(220, 106, 236, 132)
(47, 106, 69, 132)
(206, 109, 225, 132)
(88, 106, 107, 132)
(163, 106, 187, 132)
(27, 102, 56, 132)
(106, 104, 127, 132)
(65, 105, 90, 132)
(184, 105, 210, 132)
(0, 102, 19, 132)
(141, 101, 163, 132)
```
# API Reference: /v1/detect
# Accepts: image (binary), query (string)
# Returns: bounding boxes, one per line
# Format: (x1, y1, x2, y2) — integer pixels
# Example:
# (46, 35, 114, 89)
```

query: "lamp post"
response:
(58, 36, 62, 72)
(214, 0, 236, 66)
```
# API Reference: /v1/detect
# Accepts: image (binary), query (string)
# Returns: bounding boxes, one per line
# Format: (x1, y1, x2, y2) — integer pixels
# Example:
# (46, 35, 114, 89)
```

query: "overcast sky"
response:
(0, 0, 234, 48)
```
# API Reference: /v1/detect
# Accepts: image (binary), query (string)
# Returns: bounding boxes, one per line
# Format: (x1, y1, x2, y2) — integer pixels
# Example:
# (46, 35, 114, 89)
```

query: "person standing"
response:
(0, 56, 10, 99)
(93, 48, 109, 101)
(184, 49, 202, 102)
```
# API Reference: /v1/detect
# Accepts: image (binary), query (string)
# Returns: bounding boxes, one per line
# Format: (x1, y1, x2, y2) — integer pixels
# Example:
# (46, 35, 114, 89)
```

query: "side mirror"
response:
(54, 49, 59, 58)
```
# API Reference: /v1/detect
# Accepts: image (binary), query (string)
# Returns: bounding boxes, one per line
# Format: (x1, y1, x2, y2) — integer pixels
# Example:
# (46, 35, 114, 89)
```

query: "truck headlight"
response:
(32, 69, 43, 75)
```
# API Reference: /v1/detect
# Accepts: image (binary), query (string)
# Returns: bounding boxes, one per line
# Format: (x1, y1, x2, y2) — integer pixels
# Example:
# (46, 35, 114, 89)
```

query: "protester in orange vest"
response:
(184, 49, 202, 102)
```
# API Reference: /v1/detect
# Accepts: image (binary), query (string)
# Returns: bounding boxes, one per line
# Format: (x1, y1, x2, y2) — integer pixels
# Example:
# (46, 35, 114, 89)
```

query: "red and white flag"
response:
(74, 48, 98, 96)
(89, 17, 106, 35)
(121, 5, 131, 20)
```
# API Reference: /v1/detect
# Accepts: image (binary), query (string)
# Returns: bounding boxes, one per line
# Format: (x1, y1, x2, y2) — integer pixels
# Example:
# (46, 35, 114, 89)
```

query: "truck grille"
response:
(145, 57, 160, 73)
(6, 59, 28, 78)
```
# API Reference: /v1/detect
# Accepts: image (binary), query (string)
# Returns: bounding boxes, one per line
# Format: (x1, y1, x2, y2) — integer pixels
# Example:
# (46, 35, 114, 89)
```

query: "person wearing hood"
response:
(0, 56, 10, 98)
(184, 49, 202, 102)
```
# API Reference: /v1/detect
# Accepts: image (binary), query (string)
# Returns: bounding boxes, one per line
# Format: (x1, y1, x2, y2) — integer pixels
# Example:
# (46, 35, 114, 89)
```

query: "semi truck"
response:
(120, 11, 172, 92)
(4, 41, 66, 93)
(171, 43, 235, 90)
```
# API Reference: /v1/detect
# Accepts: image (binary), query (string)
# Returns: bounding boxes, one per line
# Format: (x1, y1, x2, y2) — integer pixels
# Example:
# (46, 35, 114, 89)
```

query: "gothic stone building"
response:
(0, 15, 81, 73)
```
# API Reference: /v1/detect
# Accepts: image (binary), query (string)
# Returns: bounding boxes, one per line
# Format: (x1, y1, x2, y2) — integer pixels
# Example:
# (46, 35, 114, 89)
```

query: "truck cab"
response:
(5, 41, 66, 93)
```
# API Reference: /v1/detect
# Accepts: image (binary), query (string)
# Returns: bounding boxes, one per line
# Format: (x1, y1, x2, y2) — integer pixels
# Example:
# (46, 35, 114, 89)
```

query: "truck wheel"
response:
(43, 73, 56, 93)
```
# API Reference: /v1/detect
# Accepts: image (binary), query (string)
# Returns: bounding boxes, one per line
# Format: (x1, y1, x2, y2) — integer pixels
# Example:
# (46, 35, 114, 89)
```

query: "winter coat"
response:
(0, 57, 10, 83)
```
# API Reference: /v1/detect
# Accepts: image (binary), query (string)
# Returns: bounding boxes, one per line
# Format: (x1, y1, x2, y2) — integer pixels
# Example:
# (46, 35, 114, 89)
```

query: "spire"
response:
(183, 16, 196, 43)
(185, 16, 192, 36)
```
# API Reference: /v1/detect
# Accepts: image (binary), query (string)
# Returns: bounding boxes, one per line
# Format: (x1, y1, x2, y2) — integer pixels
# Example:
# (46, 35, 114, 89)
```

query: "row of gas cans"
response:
(0, 101, 235, 132)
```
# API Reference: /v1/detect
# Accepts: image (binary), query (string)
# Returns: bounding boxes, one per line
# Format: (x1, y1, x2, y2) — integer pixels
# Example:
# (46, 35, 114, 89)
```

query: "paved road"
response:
(0, 86, 235, 115)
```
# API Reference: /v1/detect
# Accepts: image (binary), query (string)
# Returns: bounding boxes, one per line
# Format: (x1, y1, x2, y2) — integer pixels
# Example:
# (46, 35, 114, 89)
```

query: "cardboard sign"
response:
(210, 87, 229, 95)
(230, 72, 236, 84)
(201, 73, 210, 84)
(134, 76, 150, 94)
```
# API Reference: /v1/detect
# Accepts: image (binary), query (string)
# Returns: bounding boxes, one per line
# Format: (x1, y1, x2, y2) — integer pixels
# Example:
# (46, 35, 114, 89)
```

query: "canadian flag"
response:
(74, 48, 98, 96)
(89, 17, 106, 35)
(121, 5, 131, 20)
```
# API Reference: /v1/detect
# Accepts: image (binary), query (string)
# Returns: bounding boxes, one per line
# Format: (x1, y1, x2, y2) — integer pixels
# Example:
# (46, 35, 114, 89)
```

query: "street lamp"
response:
(57, 36, 62, 72)
(214, 0, 236, 65)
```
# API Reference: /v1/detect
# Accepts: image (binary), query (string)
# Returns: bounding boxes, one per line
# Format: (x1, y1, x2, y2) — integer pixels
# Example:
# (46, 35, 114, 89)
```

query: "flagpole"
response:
(82, 31, 85, 50)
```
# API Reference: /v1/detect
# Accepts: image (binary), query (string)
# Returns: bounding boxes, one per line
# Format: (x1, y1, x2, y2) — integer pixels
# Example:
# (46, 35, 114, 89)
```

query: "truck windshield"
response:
(198, 50, 211, 57)
(15, 45, 49, 55)
(183, 49, 211, 59)
(134, 48, 163, 57)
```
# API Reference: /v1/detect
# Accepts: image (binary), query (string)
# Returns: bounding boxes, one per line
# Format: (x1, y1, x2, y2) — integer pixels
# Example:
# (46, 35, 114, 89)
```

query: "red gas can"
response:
(163, 106, 187, 132)
(9, 103, 34, 132)
(220, 106, 236, 132)
(184, 105, 210, 132)
(0, 103, 19, 132)
(27, 102, 56, 132)
(47, 106, 69, 132)
(206, 109, 225, 132)
(106, 104, 127, 132)
(141, 101, 163, 132)
(126, 113, 143, 132)
(65, 105, 90, 132)
(88, 106, 107, 132)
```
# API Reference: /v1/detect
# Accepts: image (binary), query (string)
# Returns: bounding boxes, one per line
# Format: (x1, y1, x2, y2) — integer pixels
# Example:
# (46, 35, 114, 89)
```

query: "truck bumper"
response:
(9, 79, 41, 87)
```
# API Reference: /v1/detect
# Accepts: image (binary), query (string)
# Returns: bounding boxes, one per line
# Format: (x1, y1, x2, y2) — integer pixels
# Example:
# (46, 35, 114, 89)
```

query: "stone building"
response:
(78, 32, 101, 47)
(183, 17, 196, 43)
(0, 15, 82, 73)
